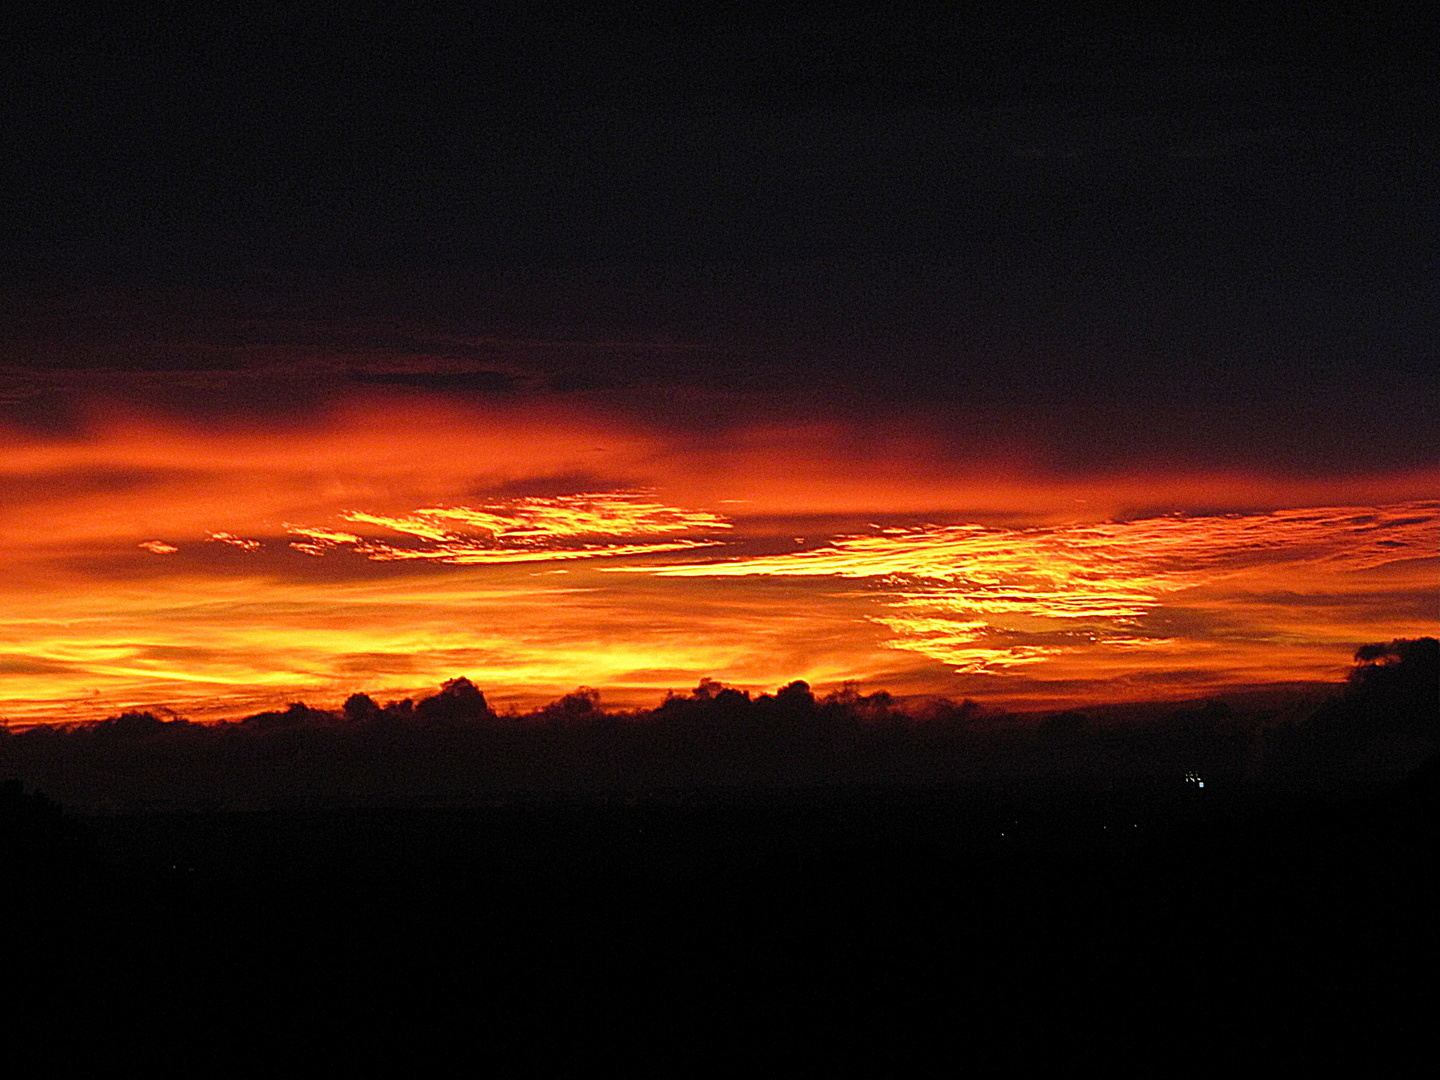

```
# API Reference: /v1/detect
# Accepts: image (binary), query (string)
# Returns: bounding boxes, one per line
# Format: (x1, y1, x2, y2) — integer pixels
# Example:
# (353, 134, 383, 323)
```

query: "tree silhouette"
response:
(416, 677, 493, 722)
(1341, 637, 1438, 736)
(344, 693, 382, 721)
(544, 687, 603, 722)
(775, 680, 815, 711)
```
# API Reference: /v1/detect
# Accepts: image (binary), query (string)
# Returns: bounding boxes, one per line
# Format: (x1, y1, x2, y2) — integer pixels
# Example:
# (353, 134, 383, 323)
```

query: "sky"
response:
(1, 5, 1435, 722)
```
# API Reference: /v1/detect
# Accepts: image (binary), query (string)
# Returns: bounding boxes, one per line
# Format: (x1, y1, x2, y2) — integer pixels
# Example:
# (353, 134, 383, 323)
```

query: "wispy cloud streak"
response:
(639, 503, 1438, 672)
(286, 492, 731, 564)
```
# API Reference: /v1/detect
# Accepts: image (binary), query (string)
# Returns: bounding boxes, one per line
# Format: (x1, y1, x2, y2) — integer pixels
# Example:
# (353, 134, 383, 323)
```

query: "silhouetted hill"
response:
(3, 639, 1434, 1061)
(3, 641, 1434, 812)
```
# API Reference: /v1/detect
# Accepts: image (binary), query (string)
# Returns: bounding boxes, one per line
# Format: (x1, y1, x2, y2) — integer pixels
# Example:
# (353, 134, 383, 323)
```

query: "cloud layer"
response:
(0, 394, 1433, 723)
(282, 493, 731, 564)
(642, 502, 1438, 681)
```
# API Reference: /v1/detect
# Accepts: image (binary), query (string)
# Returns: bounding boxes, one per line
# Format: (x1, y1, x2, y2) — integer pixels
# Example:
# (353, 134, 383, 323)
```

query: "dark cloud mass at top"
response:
(1, 3, 1434, 473)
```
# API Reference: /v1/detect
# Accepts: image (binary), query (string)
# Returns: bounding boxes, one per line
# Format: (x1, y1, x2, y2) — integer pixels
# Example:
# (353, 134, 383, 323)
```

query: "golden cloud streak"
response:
(648, 502, 1435, 588)
(354, 538, 722, 565)
(280, 492, 732, 564)
(347, 495, 731, 542)
(636, 502, 1438, 672)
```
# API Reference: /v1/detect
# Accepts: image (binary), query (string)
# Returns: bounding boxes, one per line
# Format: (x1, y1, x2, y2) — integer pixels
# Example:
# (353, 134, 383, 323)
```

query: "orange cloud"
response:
(273, 492, 733, 564)
(1, 394, 1434, 723)
(348, 494, 732, 542)
(635, 502, 1438, 682)
(308, 492, 733, 564)
(206, 532, 263, 551)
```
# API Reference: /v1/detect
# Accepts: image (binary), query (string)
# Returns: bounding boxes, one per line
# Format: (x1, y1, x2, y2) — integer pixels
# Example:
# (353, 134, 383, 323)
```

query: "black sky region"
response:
(2, 4, 1434, 476)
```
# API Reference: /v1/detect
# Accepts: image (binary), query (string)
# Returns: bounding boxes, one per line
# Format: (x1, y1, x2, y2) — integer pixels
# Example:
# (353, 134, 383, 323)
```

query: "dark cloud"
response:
(0, 10, 1432, 473)
(347, 371, 518, 395)
(0, 280, 1433, 477)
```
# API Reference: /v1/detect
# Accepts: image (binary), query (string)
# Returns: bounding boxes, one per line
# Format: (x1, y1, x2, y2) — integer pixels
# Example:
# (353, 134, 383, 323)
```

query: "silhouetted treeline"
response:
(3, 645, 1435, 1063)
(2, 641, 1434, 812)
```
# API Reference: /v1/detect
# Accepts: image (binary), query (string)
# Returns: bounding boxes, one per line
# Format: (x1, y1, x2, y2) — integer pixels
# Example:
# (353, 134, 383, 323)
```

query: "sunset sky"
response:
(2, 6, 1434, 723)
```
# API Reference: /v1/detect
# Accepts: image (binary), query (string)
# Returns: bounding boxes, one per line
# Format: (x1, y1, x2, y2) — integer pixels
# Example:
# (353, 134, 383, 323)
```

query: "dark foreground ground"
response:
(4, 763, 1434, 1068)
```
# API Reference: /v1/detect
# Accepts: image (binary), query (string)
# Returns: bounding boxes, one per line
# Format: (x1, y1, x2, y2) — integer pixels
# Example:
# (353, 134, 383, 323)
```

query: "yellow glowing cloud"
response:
(285, 525, 365, 545)
(0, 564, 894, 724)
(280, 492, 732, 564)
(637, 502, 1439, 673)
(206, 532, 263, 551)
(2, 393, 1435, 723)
(648, 503, 1435, 590)
(356, 494, 733, 541)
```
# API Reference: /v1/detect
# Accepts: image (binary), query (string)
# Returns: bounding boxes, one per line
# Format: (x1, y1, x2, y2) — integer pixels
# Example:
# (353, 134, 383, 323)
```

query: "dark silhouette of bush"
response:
(1345, 638, 1439, 734)
(820, 682, 895, 722)
(691, 677, 725, 701)
(773, 680, 816, 713)
(415, 677, 494, 723)
(383, 698, 415, 720)
(343, 693, 382, 721)
(543, 687, 603, 722)
(98, 711, 170, 735)
(710, 687, 751, 712)
(930, 698, 987, 726)
(242, 701, 336, 729)
(659, 679, 753, 719)
(1308, 637, 1439, 743)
